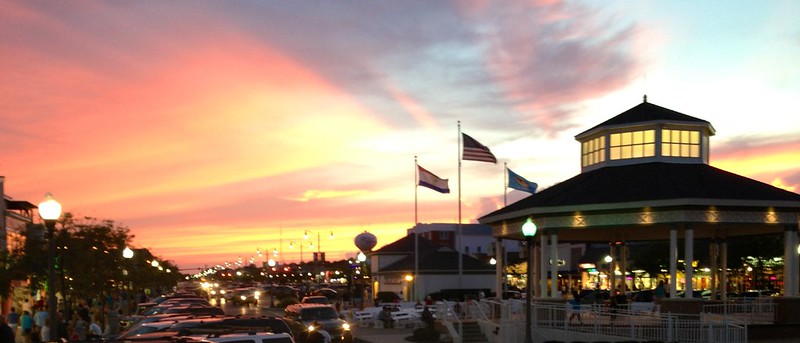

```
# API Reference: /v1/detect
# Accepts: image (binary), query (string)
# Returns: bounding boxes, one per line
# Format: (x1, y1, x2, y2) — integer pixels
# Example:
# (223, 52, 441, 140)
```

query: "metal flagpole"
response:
(504, 162, 508, 207)
(414, 156, 420, 301)
(457, 121, 463, 288)
(415, 156, 418, 225)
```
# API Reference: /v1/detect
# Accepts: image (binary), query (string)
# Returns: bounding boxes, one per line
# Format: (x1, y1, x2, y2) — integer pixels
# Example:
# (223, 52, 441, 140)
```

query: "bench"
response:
(391, 311, 417, 328)
(353, 311, 374, 327)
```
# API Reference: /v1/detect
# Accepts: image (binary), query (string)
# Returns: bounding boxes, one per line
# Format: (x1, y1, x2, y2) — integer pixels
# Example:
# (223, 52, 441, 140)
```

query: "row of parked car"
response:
(119, 285, 354, 343)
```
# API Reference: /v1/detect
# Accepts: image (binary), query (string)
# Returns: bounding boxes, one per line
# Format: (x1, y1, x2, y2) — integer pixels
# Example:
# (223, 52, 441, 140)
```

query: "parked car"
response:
(182, 332, 295, 343)
(374, 291, 401, 304)
(178, 316, 293, 338)
(311, 288, 338, 300)
(301, 296, 331, 305)
(283, 304, 352, 343)
(232, 288, 260, 306)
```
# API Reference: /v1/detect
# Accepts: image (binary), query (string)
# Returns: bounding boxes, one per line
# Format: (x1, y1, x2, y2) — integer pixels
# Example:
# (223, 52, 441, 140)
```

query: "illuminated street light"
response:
(151, 260, 160, 268)
(521, 217, 537, 343)
(357, 251, 367, 262)
(39, 193, 62, 342)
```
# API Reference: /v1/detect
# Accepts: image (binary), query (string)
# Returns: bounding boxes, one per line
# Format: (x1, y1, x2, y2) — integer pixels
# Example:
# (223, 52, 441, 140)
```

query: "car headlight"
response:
(342, 323, 350, 331)
(220, 290, 226, 294)
(254, 291, 261, 297)
(240, 295, 246, 301)
(210, 290, 216, 295)
(307, 325, 316, 331)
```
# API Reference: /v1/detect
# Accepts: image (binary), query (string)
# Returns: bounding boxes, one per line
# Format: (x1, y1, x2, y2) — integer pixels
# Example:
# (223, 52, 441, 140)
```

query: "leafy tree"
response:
(57, 213, 133, 299)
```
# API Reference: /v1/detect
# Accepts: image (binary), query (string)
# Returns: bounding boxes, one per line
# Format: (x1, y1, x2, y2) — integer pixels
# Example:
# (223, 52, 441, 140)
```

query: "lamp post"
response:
(39, 193, 62, 341)
(604, 255, 613, 291)
(522, 218, 537, 343)
(122, 247, 134, 316)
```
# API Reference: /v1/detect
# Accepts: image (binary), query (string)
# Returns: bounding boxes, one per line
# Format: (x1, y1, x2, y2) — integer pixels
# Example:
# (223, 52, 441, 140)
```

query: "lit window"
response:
(609, 129, 655, 160)
(581, 136, 606, 167)
(662, 129, 700, 157)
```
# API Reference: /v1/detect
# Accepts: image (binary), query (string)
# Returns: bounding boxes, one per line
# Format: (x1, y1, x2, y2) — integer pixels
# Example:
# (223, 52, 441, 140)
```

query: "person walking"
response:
(7, 307, 19, 337)
(20, 310, 33, 343)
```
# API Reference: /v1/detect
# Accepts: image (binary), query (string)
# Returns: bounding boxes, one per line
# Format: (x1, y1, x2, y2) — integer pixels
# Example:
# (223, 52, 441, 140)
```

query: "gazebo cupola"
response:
(575, 96, 716, 173)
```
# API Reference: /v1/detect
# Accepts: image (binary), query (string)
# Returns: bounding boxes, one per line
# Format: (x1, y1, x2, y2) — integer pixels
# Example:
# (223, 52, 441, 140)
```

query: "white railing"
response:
(501, 299, 748, 343)
(702, 297, 774, 324)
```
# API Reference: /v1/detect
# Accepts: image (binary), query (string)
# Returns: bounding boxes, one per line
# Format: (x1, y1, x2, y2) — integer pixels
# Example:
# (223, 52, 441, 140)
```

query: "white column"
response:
(670, 226, 678, 297)
(540, 231, 548, 297)
(550, 232, 558, 298)
(684, 225, 694, 299)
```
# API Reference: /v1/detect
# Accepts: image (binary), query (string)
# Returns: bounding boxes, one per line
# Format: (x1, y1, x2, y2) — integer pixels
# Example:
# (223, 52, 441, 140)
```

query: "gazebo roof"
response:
(479, 162, 800, 241)
(576, 101, 715, 139)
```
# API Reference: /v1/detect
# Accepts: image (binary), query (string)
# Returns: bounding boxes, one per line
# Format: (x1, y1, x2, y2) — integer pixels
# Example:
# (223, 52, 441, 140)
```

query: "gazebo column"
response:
(495, 237, 503, 299)
(540, 230, 549, 297)
(608, 242, 617, 296)
(534, 239, 541, 298)
(684, 224, 694, 298)
(721, 237, 728, 301)
(550, 231, 558, 297)
(783, 225, 798, 296)
(709, 239, 718, 301)
(670, 225, 678, 297)
(620, 242, 628, 292)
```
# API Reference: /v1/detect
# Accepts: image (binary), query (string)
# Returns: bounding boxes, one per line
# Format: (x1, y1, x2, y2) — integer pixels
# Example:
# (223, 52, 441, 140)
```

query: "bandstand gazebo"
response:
(479, 98, 800, 320)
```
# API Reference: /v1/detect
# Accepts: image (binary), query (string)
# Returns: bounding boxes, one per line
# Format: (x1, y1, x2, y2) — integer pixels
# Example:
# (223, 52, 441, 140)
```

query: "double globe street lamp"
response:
(39, 193, 62, 341)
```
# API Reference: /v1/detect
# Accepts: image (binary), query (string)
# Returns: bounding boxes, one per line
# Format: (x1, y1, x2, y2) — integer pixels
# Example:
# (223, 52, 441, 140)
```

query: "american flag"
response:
(462, 133, 497, 163)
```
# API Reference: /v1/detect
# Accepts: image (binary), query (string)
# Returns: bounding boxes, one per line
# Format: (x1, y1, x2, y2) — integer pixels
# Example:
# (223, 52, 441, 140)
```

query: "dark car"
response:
(163, 305, 225, 317)
(301, 296, 331, 305)
(312, 288, 338, 300)
(178, 316, 293, 339)
(374, 291, 401, 304)
(231, 288, 260, 306)
(283, 304, 352, 343)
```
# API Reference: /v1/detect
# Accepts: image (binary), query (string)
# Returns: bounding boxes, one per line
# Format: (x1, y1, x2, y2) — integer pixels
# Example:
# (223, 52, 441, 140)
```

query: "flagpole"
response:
(457, 121, 463, 288)
(504, 162, 508, 207)
(415, 155, 418, 225)
(414, 156, 423, 302)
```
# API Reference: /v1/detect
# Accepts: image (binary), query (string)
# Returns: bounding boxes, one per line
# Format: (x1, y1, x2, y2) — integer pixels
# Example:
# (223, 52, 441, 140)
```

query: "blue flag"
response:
(507, 168, 537, 193)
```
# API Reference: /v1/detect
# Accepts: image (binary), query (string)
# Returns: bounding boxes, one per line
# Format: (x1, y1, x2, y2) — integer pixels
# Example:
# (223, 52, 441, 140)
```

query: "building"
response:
(479, 99, 800, 311)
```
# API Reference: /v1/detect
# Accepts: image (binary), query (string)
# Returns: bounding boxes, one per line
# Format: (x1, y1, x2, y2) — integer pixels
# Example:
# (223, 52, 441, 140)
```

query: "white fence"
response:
(450, 299, 748, 343)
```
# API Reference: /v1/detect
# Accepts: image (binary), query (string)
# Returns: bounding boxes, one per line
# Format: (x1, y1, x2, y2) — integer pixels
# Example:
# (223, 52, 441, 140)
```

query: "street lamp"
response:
(39, 193, 62, 341)
(604, 255, 613, 290)
(521, 217, 537, 343)
(122, 247, 134, 316)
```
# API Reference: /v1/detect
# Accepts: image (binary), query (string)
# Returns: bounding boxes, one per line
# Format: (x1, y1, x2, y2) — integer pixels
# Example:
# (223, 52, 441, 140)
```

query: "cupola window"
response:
(581, 136, 605, 167)
(609, 129, 655, 160)
(661, 129, 700, 158)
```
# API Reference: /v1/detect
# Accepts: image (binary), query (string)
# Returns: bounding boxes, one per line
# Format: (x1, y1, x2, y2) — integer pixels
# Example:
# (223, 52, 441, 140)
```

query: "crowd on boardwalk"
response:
(2, 289, 152, 342)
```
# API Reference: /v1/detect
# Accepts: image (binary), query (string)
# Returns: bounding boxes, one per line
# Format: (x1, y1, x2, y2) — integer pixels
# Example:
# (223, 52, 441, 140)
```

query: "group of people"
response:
(2, 293, 131, 343)
(376, 305, 435, 329)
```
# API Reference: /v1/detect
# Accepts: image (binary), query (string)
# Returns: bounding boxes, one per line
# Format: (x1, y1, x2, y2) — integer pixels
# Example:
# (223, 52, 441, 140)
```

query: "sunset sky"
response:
(2, 1, 799, 272)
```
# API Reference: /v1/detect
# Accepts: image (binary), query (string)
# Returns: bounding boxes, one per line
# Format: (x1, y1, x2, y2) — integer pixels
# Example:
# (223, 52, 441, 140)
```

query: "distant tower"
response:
(354, 231, 377, 252)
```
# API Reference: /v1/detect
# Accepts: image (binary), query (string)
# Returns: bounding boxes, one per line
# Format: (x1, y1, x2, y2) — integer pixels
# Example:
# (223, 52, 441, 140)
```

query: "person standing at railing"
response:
(568, 291, 583, 323)
(609, 289, 627, 323)
(655, 280, 667, 303)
